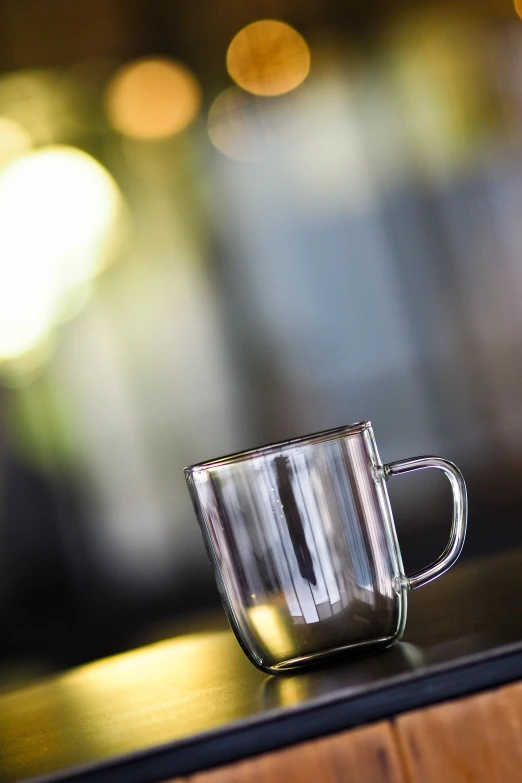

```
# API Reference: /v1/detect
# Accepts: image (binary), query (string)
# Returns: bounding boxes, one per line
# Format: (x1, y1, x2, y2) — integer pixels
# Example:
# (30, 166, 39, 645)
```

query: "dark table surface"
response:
(2, 547, 522, 783)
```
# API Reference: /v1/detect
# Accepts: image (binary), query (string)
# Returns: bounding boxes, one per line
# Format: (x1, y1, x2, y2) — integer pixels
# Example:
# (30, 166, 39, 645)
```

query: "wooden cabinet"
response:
(182, 681, 522, 783)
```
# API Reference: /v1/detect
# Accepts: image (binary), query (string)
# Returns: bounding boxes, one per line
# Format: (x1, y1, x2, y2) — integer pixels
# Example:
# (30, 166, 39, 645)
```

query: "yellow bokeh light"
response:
(515, 0, 522, 19)
(0, 146, 121, 361)
(0, 117, 32, 168)
(248, 605, 295, 658)
(226, 20, 310, 97)
(105, 58, 202, 140)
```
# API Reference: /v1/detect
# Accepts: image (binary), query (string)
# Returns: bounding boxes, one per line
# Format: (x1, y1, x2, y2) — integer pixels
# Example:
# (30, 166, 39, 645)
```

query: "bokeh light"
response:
(0, 117, 32, 168)
(515, 0, 522, 20)
(208, 87, 296, 161)
(105, 58, 202, 140)
(387, 10, 485, 183)
(208, 88, 262, 161)
(0, 146, 122, 361)
(0, 70, 79, 146)
(226, 20, 311, 97)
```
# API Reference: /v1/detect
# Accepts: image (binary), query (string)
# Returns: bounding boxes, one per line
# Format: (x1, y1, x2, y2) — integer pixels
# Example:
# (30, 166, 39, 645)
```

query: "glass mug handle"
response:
(383, 457, 468, 590)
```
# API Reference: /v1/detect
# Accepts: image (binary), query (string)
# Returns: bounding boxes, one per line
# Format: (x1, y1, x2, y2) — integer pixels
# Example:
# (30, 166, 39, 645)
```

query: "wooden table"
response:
(2, 548, 522, 783)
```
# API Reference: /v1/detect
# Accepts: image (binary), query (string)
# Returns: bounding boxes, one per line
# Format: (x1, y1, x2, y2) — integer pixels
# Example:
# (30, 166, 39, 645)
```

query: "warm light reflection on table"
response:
(0, 632, 264, 783)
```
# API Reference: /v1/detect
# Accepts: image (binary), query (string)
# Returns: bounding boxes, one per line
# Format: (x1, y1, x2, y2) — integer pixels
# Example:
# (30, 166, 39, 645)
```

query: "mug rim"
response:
(185, 420, 372, 473)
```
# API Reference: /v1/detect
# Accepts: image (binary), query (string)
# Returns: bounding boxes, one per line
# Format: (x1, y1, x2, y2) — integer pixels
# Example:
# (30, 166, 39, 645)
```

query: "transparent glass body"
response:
(185, 422, 467, 673)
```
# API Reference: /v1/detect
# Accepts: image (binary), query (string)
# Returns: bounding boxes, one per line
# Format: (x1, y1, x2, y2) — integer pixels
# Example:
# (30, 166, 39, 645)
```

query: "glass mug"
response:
(185, 422, 467, 674)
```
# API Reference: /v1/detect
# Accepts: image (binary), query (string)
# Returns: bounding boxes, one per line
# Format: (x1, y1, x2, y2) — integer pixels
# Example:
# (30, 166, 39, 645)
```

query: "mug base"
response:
(252, 630, 405, 675)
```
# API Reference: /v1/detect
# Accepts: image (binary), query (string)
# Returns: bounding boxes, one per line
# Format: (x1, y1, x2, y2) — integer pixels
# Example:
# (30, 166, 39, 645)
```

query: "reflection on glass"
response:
(105, 58, 202, 140)
(249, 605, 295, 658)
(226, 20, 311, 97)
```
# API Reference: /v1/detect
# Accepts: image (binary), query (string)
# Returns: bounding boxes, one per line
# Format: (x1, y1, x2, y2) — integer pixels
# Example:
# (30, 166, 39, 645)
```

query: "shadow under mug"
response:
(185, 421, 467, 674)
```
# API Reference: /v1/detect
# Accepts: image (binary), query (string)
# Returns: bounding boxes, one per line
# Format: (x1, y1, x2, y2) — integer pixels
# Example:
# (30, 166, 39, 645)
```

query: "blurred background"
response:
(0, 0, 520, 689)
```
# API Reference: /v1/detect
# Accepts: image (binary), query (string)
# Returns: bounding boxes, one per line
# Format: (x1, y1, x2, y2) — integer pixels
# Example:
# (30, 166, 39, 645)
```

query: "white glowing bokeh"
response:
(0, 116, 32, 168)
(0, 146, 121, 359)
